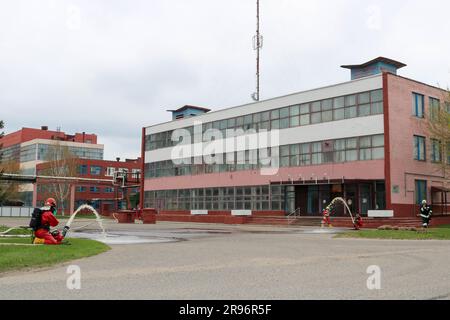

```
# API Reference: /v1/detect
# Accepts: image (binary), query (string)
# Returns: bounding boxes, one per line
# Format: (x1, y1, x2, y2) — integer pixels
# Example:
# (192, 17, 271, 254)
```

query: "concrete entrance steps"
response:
(154, 211, 449, 228)
(316, 217, 423, 228)
(248, 216, 424, 228)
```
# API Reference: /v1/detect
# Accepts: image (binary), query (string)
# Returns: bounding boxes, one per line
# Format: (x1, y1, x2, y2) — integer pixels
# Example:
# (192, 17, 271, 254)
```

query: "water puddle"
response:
(300, 228, 345, 234)
(70, 231, 180, 245)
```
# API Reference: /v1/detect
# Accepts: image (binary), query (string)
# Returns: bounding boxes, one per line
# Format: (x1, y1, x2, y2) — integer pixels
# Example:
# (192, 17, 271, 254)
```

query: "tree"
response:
(39, 142, 79, 215)
(0, 121, 20, 205)
(425, 90, 450, 179)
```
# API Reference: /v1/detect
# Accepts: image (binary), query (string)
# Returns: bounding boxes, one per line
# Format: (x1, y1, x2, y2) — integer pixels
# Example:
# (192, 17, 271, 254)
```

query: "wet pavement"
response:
(68, 220, 347, 244)
(1, 216, 347, 246)
(1, 218, 449, 300)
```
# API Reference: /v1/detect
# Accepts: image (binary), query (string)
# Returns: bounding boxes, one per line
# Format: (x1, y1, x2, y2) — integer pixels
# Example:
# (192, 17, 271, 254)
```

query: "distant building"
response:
(141, 57, 450, 221)
(0, 127, 103, 206)
(36, 158, 141, 214)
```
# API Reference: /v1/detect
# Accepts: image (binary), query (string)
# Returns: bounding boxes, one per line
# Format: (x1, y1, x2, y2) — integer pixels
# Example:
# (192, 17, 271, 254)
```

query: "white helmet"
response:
(422, 200, 427, 205)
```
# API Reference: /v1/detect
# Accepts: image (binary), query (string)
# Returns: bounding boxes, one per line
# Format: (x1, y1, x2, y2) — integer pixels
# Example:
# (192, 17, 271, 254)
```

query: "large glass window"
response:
(280, 107, 290, 118)
(271, 109, 280, 120)
(90, 186, 100, 193)
(280, 117, 290, 129)
(322, 111, 333, 122)
(358, 92, 370, 104)
(90, 165, 102, 175)
(429, 97, 440, 121)
(290, 105, 300, 116)
(415, 180, 427, 204)
(311, 112, 321, 124)
(290, 116, 299, 127)
(333, 97, 345, 109)
(311, 101, 321, 113)
(371, 89, 383, 102)
(431, 139, 442, 163)
(345, 106, 357, 119)
(322, 99, 333, 111)
(300, 114, 310, 126)
(78, 165, 88, 175)
(412, 93, 425, 118)
(345, 95, 356, 107)
(20, 145, 37, 162)
(334, 108, 345, 121)
(413, 135, 426, 161)
(300, 104, 309, 114)
(358, 104, 371, 117)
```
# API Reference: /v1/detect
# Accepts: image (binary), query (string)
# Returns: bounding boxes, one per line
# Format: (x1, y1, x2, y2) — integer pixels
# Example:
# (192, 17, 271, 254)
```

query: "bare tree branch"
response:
(39, 142, 79, 215)
(425, 90, 450, 180)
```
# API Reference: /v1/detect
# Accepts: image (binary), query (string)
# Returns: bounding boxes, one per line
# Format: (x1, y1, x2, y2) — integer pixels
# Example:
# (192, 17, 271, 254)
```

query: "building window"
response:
(431, 139, 442, 163)
(104, 187, 114, 193)
(413, 136, 426, 161)
(415, 180, 427, 204)
(90, 186, 100, 193)
(90, 165, 102, 175)
(345, 106, 357, 119)
(105, 167, 116, 177)
(76, 186, 86, 193)
(290, 105, 300, 116)
(412, 93, 425, 118)
(290, 116, 299, 127)
(448, 142, 450, 165)
(299, 114, 310, 126)
(429, 97, 440, 121)
(311, 112, 321, 124)
(371, 89, 383, 103)
(333, 108, 345, 121)
(78, 165, 88, 175)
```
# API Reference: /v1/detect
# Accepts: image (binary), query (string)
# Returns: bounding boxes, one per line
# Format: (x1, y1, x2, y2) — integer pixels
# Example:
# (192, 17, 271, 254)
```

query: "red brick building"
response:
(0, 126, 103, 206)
(36, 158, 141, 215)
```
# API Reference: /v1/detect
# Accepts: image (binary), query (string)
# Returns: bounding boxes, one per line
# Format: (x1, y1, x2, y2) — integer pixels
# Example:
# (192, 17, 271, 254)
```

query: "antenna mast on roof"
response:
(251, 0, 263, 102)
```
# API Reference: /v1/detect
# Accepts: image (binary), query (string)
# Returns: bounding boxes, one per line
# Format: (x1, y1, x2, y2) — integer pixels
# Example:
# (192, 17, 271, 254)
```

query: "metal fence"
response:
(0, 207, 34, 217)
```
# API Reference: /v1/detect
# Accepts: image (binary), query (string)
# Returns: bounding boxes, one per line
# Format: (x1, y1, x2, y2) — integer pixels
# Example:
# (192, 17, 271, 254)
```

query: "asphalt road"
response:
(1, 219, 449, 300)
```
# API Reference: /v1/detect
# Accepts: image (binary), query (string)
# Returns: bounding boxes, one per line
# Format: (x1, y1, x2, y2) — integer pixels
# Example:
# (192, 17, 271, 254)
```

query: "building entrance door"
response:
(345, 184, 358, 215)
(330, 184, 345, 216)
(360, 183, 373, 214)
(295, 186, 309, 216)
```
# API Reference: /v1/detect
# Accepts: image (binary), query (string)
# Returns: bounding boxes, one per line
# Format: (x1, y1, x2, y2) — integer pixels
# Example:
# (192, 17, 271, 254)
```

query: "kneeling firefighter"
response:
(30, 198, 67, 245)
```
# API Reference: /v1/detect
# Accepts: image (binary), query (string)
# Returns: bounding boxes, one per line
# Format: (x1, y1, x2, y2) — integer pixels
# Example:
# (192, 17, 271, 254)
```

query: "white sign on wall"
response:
(368, 210, 394, 218)
(191, 210, 208, 215)
(231, 210, 252, 216)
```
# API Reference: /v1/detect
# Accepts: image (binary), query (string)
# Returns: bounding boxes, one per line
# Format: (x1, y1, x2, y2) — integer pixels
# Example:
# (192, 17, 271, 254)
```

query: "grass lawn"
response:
(0, 225, 33, 236)
(0, 225, 110, 273)
(336, 225, 450, 240)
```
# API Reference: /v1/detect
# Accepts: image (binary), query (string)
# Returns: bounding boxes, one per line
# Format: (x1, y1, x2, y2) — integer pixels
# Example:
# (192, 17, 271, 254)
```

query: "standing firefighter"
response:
(419, 200, 432, 228)
(321, 206, 332, 228)
(29, 198, 65, 245)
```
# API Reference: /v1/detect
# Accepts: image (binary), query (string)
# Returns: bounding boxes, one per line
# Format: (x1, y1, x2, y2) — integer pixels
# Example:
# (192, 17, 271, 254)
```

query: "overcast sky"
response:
(1, 0, 449, 160)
